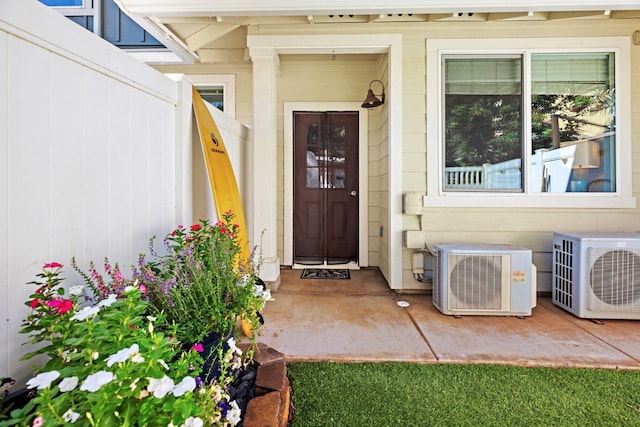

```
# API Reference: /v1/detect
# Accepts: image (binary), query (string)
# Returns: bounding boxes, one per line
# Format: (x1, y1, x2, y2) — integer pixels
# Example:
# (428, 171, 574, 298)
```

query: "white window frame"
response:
(184, 74, 236, 119)
(425, 37, 634, 209)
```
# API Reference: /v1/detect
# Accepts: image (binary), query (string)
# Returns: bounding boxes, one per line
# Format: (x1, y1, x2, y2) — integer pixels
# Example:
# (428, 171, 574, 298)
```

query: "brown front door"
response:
(293, 111, 359, 265)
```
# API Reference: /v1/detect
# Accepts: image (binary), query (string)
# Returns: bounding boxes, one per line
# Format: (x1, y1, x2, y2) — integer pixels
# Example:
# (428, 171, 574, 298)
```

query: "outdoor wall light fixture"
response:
(361, 79, 385, 109)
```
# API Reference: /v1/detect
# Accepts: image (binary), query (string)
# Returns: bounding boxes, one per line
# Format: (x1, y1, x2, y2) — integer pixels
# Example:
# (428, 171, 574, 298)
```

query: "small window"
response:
(185, 75, 236, 119)
(195, 86, 225, 112)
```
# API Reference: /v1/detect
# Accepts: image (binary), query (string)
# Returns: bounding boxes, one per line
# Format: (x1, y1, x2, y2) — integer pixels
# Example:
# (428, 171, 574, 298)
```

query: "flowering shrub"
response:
(134, 211, 271, 345)
(70, 257, 131, 302)
(1, 264, 244, 427)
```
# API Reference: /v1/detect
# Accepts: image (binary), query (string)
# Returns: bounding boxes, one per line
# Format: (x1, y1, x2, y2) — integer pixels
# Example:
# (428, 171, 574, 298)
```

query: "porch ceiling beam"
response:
(196, 48, 248, 63)
(117, 0, 640, 17)
(159, 16, 308, 25)
(184, 23, 240, 51)
(611, 10, 640, 18)
(547, 10, 613, 20)
(487, 11, 549, 20)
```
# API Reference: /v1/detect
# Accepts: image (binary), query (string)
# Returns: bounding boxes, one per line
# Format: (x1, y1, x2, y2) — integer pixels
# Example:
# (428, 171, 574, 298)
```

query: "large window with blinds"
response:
(442, 51, 616, 194)
(427, 38, 633, 208)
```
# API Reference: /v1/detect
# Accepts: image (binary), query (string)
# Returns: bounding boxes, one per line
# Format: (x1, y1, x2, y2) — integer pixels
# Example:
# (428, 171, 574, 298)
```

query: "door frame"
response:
(284, 102, 368, 268)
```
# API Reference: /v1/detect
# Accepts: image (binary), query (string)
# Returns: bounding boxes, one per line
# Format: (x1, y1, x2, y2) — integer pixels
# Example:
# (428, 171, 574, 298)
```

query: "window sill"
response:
(423, 194, 636, 209)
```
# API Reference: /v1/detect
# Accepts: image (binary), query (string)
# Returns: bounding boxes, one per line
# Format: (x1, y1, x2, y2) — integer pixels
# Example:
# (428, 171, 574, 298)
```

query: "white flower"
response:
(172, 376, 196, 397)
(148, 375, 174, 398)
(26, 371, 60, 390)
(147, 315, 157, 322)
(71, 306, 100, 321)
(131, 353, 145, 364)
(59, 376, 79, 392)
(124, 285, 135, 292)
(80, 371, 114, 392)
(181, 417, 203, 427)
(106, 344, 141, 367)
(98, 294, 118, 308)
(261, 288, 273, 301)
(225, 401, 241, 426)
(63, 409, 80, 423)
(158, 359, 170, 370)
(211, 385, 223, 402)
(91, 351, 99, 360)
(227, 337, 242, 356)
(240, 274, 252, 287)
(253, 284, 264, 297)
(231, 356, 242, 371)
(69, 285, 84, 296)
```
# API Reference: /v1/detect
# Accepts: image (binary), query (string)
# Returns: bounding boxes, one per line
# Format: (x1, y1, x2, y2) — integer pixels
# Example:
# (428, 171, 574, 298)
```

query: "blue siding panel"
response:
(102, 0, 164, 48)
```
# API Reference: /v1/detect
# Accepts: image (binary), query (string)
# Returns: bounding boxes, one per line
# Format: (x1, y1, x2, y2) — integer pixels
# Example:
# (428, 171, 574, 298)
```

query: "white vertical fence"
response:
(0, 0, 190, 385)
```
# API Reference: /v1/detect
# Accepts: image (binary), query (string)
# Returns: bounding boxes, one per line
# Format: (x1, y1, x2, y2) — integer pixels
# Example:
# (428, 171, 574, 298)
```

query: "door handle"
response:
(350, 190, 358, 197)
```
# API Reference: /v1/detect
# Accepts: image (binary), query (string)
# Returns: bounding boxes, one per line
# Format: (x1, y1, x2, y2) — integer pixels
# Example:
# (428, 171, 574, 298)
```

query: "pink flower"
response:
(47, 298, 73, 315)
(32, 415, 44, 427)
(139, 284, 148, 294)
(190, 224, 201, 231)
(191, 343, 204, 352)
(43, 262, 63, 269)
(30, 298, 39, 309)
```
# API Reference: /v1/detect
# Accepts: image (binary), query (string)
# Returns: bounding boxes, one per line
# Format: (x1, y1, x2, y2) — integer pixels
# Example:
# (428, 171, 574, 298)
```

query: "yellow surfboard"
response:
(192, 87, 250, 262)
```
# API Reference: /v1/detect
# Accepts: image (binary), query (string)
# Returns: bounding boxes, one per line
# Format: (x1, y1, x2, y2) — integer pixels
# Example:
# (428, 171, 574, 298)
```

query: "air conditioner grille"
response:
(433, 250, 442, 308)
(448, 254, 504, 311)
(589, 248, 640, 311)
(553, 239, 574, 310)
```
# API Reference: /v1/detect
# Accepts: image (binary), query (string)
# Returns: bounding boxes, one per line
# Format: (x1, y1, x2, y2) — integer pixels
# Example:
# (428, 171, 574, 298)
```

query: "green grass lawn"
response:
(287, 362, 640, 427)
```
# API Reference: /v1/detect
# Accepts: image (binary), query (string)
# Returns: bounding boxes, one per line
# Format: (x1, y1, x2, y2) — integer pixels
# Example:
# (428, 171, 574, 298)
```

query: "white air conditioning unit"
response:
(552, 232, 640, 319)
(432, 243, 537, 316)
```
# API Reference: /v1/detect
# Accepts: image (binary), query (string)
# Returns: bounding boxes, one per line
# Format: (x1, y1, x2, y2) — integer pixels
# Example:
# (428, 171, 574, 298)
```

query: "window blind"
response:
(445, 57, 522, 95)
(531, 53, 613, 94)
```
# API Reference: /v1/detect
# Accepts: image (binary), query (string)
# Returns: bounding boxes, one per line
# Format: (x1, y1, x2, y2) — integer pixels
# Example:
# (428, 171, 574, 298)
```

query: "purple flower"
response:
(217, 400, 230, 417)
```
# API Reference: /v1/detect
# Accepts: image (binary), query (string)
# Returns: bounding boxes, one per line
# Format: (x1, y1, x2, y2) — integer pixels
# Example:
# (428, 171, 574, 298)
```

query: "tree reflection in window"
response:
(306, 124, 347, 189)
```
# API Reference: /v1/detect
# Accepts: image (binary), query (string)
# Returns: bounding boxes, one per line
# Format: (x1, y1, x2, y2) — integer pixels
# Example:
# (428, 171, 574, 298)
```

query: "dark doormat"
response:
(301, 269, 350, 280)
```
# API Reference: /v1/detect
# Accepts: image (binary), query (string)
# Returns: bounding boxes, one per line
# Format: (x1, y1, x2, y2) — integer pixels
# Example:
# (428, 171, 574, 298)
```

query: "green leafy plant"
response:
(134, 211, 271, 345)
(1, 263, 244, 426)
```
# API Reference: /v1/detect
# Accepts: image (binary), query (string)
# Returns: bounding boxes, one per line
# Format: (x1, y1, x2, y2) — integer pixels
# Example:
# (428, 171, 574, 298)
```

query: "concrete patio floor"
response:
(258, 268, 640, 370)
